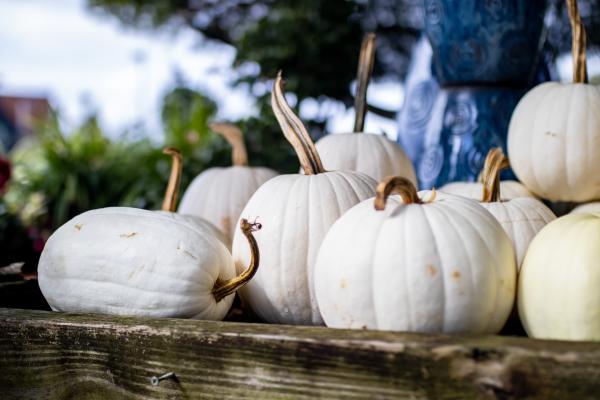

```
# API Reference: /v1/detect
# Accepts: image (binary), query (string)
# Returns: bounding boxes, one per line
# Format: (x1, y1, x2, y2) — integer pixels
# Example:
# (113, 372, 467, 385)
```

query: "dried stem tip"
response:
(161, 147, 182, 212)
(567, 0, 588, 83)
(354, 33, 376, 133)
(210, 122, 248, 167)
(375, 176, 422, 211)
(212, 219, 262, 302)
(271, 71, 325, 175)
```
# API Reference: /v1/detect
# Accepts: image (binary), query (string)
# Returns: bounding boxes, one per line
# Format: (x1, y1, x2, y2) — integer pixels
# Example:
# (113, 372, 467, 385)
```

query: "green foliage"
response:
(234, 0, 363, 105)
(5, 85, 298, 241)
(234, 101, 299, 173)
(161, 87, 217, 154)
(86, 0, 416, 119)
(5, 116, 164, 230)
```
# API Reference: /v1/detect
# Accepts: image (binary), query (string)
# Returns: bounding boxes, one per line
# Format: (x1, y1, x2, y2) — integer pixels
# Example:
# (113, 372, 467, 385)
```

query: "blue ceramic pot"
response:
(404, 86, 524, 189)
(424, 0, 548, 86)
(397, 30, 555, 189)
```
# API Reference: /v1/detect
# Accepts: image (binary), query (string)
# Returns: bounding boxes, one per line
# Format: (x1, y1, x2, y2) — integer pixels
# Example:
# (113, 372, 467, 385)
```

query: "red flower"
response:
(0, 157, 10, 192)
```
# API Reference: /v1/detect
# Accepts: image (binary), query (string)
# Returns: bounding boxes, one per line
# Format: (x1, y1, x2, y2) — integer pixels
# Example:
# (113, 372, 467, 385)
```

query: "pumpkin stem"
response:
(425, 187, 437, 203)
(210, 122, 248, 167)
(161, 147, 182, 212)
(272, 71, 326, 175)
(481, 148, 510, 203)
(212, 219, 261, 303)
(353, 33, 376, 133)
(567, 0, 588, 83)
(374, 176, 422, 210)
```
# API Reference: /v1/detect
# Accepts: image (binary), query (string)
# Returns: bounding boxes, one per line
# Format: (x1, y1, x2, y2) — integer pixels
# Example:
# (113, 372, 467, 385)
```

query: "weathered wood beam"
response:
(1, 308, 600, 399)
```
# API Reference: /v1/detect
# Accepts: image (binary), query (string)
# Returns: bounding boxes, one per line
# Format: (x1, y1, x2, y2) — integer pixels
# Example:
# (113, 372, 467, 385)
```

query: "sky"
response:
(0, 0, 403, 141)
(2, 0, 593, 144)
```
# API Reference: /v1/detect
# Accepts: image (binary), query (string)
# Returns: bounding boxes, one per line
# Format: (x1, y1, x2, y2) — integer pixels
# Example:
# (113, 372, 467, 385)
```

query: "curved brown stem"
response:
(354, 33, 376, 133)
(567, 0, 588, 83)
(374, 176, 422, 211)
(210, 122, 248, 166)
(161, 147, 182, 212)
(271, 71, 326, 175)
(212, 219, 261, 303)
(481, 148, 510, 203)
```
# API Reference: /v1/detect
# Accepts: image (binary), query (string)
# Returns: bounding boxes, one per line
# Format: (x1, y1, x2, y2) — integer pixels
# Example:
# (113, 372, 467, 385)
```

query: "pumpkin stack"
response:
(232, 72, 377, 326)
(507, 0, 600, 203)
(314, 33, 417, 184)
(515, 0, 600, 341)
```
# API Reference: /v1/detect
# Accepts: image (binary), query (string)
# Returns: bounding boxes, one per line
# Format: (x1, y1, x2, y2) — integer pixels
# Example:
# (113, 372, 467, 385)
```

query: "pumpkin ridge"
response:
(435, 201, 480, 329)
(528, 86, 554, 195)
(437, 199, 497, 332)
(306, 174, 318, 323)
(282, 176, 309, 324)
(564, 84, 578, 193)
(419, 204, 447, 332)
(369, 205, 390, 329)
(455, 201, 509, 333)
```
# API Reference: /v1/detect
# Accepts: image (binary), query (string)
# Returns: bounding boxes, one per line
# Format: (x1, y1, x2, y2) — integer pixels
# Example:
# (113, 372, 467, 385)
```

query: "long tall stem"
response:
(161, 147, 182, 212)
(567, 0, 588, 83)
(271, 71, 325, 175)
(212, 219, 261, 302)
(210, 122, 248, 166)
(353, 33, 376, 133)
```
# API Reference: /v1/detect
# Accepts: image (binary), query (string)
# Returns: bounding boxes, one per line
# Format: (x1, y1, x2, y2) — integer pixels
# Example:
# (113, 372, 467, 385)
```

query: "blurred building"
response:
(0, 95, 51, 152)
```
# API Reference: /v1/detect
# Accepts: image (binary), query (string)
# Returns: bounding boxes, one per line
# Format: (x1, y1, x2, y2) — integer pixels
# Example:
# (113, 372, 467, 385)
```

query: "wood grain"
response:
(1, 308, 600, 399)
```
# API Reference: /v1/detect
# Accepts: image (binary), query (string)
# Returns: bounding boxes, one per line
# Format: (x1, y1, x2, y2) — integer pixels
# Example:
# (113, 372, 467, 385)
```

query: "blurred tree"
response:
(87, 0, 600, 138)
(161, 86, 217, 154)
(87, 0, 421, 113)
(159, 84, 299, 178)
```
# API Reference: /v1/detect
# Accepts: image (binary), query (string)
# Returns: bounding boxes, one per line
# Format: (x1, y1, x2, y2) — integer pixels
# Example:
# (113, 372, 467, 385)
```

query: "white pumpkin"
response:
(571, 202, 600, 214)
(179, 123, 277, 243)
(314, 33, 416, 184)
(231, 72, 377, 325)
(518, 212, 600, 340)
(507, 1, 600, 202)
(161, 147, 228, 249)
(315, 133, 417, 185)
(314, 176, 516, 333)
(475, 148, 556, 269)
(440, 180, 534, 202)
(38, 209, 261, 320)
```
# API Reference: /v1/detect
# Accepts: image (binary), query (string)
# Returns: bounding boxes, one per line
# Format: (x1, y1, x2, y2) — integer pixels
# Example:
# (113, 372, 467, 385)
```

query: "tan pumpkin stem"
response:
(481, 148, 510, 203)
(272, 71, 326, 175)
(212, 219, 261, 302)
(425, 187, 437, 203)
(567, 0, 588, 83)
(161, 147, 182, 212)
(374, 176, 422, 211)
(210, 122, 248, 166)
(353, 33, 376, 133)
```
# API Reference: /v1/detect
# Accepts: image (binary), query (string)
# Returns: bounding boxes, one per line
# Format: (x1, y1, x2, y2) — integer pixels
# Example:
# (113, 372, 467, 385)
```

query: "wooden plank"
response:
(1, 308, 600, 399)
